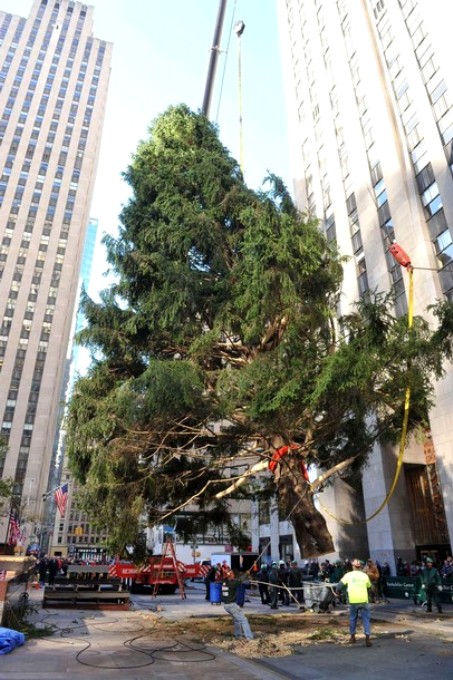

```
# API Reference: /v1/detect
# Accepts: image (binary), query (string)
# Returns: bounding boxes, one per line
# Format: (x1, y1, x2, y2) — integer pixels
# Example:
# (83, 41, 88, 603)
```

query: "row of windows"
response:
(1, 349, 47, 442)
(333, 2, 373, 298)
(0, 17, 104, 388)
(296, 7, 322, 218)
(0, 35, 99, 146)
(3, 0, 88, 468)
(344, 4, 407, 301)
(392, 7, 453, 290)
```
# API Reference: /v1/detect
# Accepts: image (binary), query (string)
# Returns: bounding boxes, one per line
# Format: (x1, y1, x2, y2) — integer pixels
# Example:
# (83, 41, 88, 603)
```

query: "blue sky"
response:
(3, 0, 291, 295)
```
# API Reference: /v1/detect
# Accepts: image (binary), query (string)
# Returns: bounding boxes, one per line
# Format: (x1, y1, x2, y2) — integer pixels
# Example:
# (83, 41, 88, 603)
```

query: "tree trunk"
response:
(275, 454, 334, 557)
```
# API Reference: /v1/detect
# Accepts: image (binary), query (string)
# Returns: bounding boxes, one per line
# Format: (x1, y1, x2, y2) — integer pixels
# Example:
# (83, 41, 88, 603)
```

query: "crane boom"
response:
(202, 0, 228, 117)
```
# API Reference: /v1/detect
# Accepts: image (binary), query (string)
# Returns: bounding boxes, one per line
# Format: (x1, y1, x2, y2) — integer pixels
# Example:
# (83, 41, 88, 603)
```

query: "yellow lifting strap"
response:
(316, 265, 414, 526)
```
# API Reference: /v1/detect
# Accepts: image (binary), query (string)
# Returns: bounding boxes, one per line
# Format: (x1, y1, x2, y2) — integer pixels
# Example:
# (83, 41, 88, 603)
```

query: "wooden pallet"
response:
(43, 588, 130, 609)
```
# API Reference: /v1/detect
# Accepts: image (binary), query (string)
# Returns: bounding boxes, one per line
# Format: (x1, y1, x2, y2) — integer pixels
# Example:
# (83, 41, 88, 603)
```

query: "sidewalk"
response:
(0, 585, 451, 679)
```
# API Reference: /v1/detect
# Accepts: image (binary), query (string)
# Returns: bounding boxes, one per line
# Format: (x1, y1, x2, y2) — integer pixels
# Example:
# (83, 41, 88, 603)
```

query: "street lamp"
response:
(234, 20, 245, 37)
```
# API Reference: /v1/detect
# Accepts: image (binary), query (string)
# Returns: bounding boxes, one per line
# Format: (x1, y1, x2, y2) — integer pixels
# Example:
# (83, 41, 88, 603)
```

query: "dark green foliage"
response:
(66, 105, 453, 556)
(0, 476, 13, 514)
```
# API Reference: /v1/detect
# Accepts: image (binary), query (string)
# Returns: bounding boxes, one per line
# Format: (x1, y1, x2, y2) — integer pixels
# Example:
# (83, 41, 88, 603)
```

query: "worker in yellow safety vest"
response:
(337, 559, 373, 647)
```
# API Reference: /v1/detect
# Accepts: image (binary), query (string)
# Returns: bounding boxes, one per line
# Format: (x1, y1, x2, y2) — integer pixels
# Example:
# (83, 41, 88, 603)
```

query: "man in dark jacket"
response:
(278, 560, 290, 606)
(288, 560, 303, 603)
(396, 556, 406, 576)
(47, 556, 60, 588)
(222, 568, 253, 640)
(255, 563, 270, 605)
(38, 555, 48, 587)
(204, 565, 217, 601)
(420, 557, 442, 613)
(268, 562, 280, 609)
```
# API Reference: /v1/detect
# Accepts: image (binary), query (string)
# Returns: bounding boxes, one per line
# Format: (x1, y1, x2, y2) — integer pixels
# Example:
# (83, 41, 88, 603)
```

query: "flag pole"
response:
(5, 497, 13, 546)
(42, 482, 69, 501)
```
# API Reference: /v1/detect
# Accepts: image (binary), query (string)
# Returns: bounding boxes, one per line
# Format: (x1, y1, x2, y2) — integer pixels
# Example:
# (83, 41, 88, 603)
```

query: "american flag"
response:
(54, 483, 69, 518)
(8, 510, 22, 545)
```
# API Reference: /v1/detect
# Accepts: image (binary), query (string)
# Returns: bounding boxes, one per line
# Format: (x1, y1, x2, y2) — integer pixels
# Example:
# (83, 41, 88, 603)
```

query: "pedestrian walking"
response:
(337, 558, 373, 647)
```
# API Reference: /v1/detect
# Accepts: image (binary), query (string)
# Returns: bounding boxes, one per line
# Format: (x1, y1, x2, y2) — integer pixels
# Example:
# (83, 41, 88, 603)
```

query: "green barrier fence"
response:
(383, 576, 453, 604)
(383, 576, 421, 600)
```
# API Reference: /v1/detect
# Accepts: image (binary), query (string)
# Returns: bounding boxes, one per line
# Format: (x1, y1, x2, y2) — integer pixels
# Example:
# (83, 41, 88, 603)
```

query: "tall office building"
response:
(276, 0, 452, 563)
(0, 0, 112, 547)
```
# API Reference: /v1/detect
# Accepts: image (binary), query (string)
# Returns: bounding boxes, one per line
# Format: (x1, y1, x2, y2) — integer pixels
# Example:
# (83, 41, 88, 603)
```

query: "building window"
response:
(377, 200, 391, 226)
(416, 163, 435, 193)
(421, 182, 440, 206)
(425, 194, 443, 218)
(433, 95, 449, 120)
(356, 255, 369, 292)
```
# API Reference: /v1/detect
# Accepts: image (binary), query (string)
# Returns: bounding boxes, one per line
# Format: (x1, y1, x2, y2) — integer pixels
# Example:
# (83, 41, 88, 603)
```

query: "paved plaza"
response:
(0, 584, 452, 679)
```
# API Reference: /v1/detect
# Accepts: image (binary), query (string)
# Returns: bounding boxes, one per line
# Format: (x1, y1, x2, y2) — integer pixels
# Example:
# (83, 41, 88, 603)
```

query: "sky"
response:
(1, 0, 292, 300)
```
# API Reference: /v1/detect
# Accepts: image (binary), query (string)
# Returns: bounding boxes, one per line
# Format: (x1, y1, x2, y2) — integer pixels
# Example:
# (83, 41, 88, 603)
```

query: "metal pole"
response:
(202, 0, 228, 117)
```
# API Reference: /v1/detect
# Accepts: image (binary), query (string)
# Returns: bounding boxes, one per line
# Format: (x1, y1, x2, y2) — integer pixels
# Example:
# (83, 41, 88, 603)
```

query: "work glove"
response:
(421, 584, 425, 589)
(437, 585, 442, 591)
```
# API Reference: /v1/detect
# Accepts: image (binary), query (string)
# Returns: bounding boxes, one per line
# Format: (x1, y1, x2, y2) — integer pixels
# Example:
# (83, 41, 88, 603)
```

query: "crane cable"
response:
(236, 23, 244, 172)
(315, 261, 415, 526)
(213, 2, 245, 172)
(214, 0, 237, 125)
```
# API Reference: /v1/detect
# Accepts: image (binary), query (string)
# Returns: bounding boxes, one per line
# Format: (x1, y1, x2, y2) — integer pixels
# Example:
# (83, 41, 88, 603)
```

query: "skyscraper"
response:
(277, 0, 452, 562)
(0, 0, 112, 548)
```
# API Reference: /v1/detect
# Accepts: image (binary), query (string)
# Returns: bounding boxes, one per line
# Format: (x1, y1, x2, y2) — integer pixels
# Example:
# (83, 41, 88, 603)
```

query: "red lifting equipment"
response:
(389, 242, 412, 269)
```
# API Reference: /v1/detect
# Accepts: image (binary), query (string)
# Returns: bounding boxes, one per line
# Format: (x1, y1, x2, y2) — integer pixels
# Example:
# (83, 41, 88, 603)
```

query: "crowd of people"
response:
(33, 554, 100, 587)
(218, 553, 451, 644)
(396, 555, 453, 580)
(250, 556, 389, 606)
(205, 554, 453, 610)
(218, 557, 376, 645)
(35, 554, 67, 587)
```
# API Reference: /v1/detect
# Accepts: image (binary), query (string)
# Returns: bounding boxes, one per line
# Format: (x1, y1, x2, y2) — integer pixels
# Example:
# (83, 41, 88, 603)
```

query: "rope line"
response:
(214, 0, 237, 125)
(237, 24, 244, 171)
